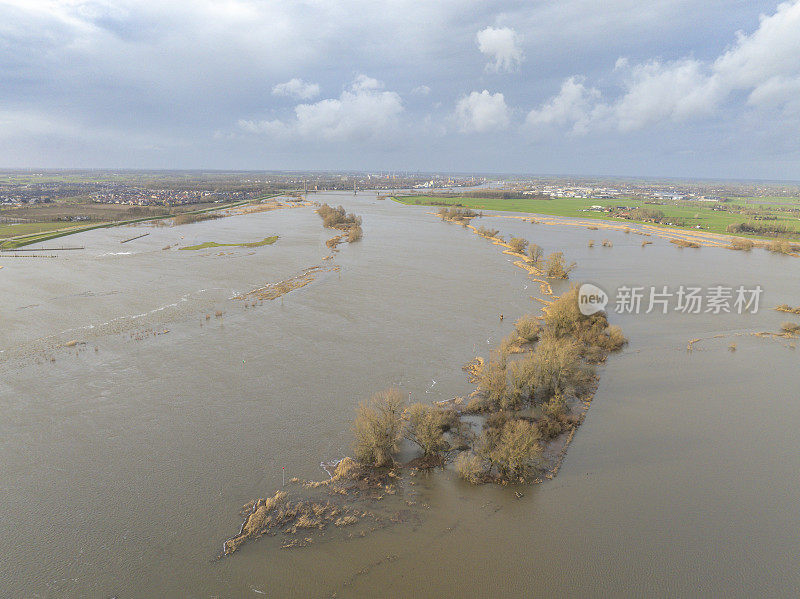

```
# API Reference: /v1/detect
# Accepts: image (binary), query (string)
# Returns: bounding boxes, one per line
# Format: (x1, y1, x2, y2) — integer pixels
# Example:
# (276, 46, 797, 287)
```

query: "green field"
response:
(180, 236, 278, 250)
(393, 195, 800, 238)
(0, 221, 75, 238)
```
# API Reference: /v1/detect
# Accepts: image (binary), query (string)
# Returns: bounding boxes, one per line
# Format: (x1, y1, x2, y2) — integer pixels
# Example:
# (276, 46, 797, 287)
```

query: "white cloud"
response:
(714, 0, 800, 109)
(411, 85, 431, 96)
(1, 0, 798, 174)
(454, 90, 510, 133)
(271, 78, 320, 100)
(236, 118, 289, 137)
(240, 75, 403, 142)
(525, 77, 601, 134)
(526, 0, 800, 134)
(350, 74, 382, 92)
(476, 26, 524, 73)
(612, 59, 722, 131)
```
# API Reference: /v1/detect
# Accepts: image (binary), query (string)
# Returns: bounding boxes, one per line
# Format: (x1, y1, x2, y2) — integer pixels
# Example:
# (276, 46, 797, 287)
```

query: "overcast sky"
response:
(1, 0, 799, 179)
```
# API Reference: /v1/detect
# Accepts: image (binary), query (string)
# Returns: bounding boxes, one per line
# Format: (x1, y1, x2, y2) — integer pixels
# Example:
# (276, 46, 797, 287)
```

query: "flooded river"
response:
(1, 192, 799, 597)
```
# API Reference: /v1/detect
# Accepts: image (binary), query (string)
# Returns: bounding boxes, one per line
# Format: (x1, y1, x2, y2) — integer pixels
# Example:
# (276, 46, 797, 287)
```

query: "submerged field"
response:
(2, 192, 800, 597)
(0, 195, 281, 248)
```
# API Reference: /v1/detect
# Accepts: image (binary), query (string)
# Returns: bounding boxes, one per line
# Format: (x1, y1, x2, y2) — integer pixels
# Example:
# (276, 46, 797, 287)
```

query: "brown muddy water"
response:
(1, 192, 799, 598)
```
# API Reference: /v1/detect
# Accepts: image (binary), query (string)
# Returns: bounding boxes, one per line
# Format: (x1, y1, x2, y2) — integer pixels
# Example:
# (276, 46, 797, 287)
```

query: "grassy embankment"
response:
(392, 194, 800, 239)
(180, 236, 278, 250)
(0, 195, 279, 249)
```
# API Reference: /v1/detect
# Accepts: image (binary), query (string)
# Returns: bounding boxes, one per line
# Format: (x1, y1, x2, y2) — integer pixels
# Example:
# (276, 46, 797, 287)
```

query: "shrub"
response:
(542, 287, 627, 356)
(781, 322, 800, 336)
(508, 237, 529, 254)
(601, 239, 613, 247)
(352, 388, 405, 467)
(474, 360, 515, 411)
(485, 419, 542, 480)
(514, 314, 541, 343)
(776, 304, 800, 315)
(508, 359, 535, 404)
(347, 225, 363, 242)
(499, 333, 524, 356)
(172, 212, 222, 225)
(670, 238, 700, 248)
(403, 403, 447, 456)
(727, 222, 794, 237)
(455, 452, 486, 484)
(528, 243, 543, 265)
(728, 237, 754, 251)
(317, 204, 361, 230)
(767, 239, 795, 254)
(438, 407, 462, 433)
(601, 325, 628, 352)
(588, 239, 595, 248)
(537, 417, 563, 439)
(523, 336, 594, 400)
(464, 396, 486, 414)
(542, 394, 567, 419)
(629, 207, 665, 222)
(540, 286, 585, 337)
(439, 206, 477, 221)
(544, 252, 576, 279)
(475, 226, 500, 238)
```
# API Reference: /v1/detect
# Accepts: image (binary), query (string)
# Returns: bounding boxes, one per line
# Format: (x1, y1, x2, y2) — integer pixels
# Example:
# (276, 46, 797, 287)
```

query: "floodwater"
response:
(1, 192, 799, 598)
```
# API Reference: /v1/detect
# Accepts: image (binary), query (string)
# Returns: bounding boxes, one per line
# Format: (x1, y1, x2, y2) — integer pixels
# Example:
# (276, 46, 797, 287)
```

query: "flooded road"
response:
(1, 192, 799, 597)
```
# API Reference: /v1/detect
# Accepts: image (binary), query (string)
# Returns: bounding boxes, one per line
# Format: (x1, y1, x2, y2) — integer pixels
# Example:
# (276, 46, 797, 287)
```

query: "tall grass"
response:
(728, 237, 754, 251)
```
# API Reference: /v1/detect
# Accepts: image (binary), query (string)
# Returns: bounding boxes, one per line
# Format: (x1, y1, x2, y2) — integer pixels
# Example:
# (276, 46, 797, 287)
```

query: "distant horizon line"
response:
(0, 166, 798, 186)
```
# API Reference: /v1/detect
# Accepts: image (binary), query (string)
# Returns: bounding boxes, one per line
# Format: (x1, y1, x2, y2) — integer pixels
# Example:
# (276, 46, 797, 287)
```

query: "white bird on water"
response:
(426, 379, 437, 393)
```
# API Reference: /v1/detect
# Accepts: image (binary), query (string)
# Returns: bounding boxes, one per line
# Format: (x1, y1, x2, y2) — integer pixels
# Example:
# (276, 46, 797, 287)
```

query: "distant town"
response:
(0, 171, 485, 210)
(2, 170, 799, 240)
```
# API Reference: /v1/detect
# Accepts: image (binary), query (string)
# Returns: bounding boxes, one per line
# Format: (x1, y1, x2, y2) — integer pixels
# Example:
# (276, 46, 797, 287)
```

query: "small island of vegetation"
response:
(222, 283, 626, 555)
(180, 236, 278, 250)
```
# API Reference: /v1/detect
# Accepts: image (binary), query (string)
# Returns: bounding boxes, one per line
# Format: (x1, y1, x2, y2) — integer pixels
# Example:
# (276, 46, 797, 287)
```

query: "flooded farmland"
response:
(1, 191, 799, 598)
